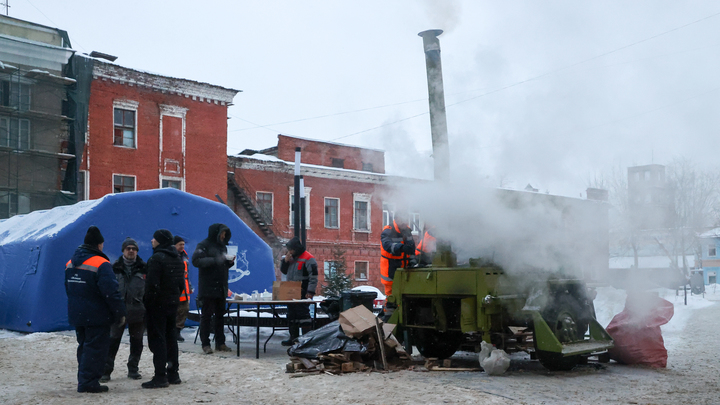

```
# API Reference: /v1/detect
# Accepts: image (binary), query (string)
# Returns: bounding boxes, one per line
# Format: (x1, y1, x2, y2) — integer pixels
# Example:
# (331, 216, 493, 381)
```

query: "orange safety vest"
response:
(415, 229, 436, 256)
(179, 250, 191, 302)
(66, 255, 110, 272)
(380, 222, 412, 296)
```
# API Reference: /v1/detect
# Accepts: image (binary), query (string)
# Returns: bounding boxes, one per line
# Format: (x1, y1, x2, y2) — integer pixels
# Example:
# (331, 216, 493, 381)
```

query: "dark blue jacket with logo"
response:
(65, 245, 126, 327)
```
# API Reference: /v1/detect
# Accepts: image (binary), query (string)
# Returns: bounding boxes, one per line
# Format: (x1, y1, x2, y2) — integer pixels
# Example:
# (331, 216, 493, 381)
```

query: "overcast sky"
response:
(9, 0, 720, 197)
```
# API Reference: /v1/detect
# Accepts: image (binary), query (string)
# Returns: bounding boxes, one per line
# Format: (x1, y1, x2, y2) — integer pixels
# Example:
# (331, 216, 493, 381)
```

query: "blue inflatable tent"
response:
(0, 188, 275, 332)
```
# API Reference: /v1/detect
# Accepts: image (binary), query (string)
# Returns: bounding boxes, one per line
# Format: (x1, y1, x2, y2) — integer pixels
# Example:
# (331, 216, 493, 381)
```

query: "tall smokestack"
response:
(419, 29, 450, 183)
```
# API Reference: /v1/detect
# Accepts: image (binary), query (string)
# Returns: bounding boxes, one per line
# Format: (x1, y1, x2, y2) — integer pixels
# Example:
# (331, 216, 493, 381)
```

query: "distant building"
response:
(698, 228, 720, 285)
(227, 135, 424, 290)
(0, 15, 74, 219)
(627, 164, 669, 230)
(81, 60, 239, 201)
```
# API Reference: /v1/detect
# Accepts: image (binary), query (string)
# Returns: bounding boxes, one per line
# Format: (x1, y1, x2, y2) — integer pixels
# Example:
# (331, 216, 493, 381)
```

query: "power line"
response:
(22, 0, 87, 52)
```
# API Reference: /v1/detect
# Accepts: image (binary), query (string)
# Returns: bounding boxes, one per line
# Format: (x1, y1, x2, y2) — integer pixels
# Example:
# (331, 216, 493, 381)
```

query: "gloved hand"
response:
(402, 243, 415, 255)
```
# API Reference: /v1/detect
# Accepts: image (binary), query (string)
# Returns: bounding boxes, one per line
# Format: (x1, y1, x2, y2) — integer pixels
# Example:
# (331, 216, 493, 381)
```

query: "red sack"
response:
(606, 292, 674, 368)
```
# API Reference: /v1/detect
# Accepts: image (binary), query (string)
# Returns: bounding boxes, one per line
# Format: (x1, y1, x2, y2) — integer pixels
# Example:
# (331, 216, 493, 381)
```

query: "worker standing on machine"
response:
(380, 210, 415, 321)
(415, 225, 436, 266)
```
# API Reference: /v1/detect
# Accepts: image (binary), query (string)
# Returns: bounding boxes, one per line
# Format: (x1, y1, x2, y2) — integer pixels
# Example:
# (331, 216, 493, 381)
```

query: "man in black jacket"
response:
(65, 226, 126, 393)
(192, 223, 235, 354)
(142, 229, 185, 389)
(102, 237, 147, 382)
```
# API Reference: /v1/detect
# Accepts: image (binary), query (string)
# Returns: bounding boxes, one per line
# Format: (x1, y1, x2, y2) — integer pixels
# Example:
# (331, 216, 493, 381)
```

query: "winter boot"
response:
(202, 345, 213, 354)
(216, 344, 232, 352)
(167, 372, 182, 385)
(141, 377, 169, 389)
(281, 324, 300, 346)
(78, 384, 109, 393)
(176, 328, 185, 342)
(99, 373, 111, 383)
(127, 354, 141, 379)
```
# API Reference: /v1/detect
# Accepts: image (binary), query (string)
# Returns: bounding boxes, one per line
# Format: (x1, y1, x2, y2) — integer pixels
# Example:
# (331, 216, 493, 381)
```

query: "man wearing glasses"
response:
(101, 237, 147, 382)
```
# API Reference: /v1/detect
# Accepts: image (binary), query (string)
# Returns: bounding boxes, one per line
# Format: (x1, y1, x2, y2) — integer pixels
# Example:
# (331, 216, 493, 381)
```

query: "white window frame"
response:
(0, 116, 31, 149)
(79, 170, 89, 201)
(289, 186, 311, 228)
(382, 202, 395, 227)
(410, 212, 421, 235)
(256, 191, 274, 223)
(354, 261, 369, 281)
(353, 192, 372, 232)
(160, 175, 184, 191)
(112, 100, 139, 149)
(112, 173, 136, 193)
(324, 197, 340, 229)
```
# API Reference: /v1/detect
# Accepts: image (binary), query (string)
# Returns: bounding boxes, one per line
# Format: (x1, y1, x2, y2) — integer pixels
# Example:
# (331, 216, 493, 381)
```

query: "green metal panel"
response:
(436, 269, 477, 295)
(531, 312, 564, 353)
(460, 297, 478, 332)
(400, 269, 437, 295)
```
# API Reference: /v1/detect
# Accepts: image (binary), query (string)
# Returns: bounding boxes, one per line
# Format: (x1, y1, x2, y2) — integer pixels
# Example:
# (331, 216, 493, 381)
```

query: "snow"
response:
(0, 329, 24, 339)
(698, 227, 720, 238)
(0, 197, 104, 244)
(608, 255, 696, 269)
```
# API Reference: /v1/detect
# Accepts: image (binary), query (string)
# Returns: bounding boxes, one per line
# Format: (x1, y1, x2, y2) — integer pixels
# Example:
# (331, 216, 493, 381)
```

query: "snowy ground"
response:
(1, 286, 718, 404)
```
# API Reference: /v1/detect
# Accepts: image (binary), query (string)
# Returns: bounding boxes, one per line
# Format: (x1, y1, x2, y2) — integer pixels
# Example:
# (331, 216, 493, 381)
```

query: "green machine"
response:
(386, 255, 614, 371)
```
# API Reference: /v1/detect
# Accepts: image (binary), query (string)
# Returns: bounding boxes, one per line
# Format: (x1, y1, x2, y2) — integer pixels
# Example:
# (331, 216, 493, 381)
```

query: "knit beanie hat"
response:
(84, 226, 104, 246)
(173, 235, 185, 245)
(153, 229, 173, 246)
(121, 237, 138, 251)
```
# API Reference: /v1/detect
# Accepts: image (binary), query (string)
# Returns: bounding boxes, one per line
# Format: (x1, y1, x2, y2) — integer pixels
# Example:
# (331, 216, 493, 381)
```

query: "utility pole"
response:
(0, 1, 9, 16)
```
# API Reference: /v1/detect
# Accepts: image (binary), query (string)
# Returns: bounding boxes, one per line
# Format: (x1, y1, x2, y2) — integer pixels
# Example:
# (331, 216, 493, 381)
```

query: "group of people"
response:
(64, 223, 236, 393)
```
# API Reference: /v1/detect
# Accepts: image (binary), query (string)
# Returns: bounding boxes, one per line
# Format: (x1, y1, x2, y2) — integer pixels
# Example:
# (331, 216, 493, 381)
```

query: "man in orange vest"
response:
(380, 211, 415, 320)
(173, 236, 194, 342)
(279, 237, 318, 346)
(415, 225, 436, 266)
(65, 226, 126, 393)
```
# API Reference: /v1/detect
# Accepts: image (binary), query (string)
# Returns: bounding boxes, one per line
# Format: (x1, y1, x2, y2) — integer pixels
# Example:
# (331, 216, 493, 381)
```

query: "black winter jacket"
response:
(112, 256, 147, 323)
(192, 223, 233, 299)
(65, 245, 126, 327)
(144, 243, 185, 314)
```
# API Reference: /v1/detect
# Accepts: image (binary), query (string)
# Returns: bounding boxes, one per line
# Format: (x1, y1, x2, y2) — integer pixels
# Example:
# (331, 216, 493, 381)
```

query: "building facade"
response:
(698, 228, 719, 285)
(0, 15, 75, 219)
(227, 135, 418, 291)
(81, 60, 238, 201)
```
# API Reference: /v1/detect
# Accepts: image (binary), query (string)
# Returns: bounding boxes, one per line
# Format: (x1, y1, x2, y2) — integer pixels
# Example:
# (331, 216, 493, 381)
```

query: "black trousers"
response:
(199, 297, 226, 347)
(146, 305, 179, 380)
(75, 325, 111, 391)
(105, 320, 144, 375)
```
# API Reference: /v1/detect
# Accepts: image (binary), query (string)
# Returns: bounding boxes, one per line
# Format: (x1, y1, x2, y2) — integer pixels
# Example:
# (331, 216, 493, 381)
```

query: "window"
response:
(161, 179, 181, 189)
(353, 193, 371, 231)
(113, 174, 135, 193)
(113, 108, 136, 147)
(324, 261, 340, 277)
(256, 192, 273, 223)
(0, 117, 30, 149)
(710, 274, 717, 284)
(331, 158, 344, 168)
(362, 162, 373, 172)
(644, 171, 650, 181)
(324, 198, 339, 228)
(355, 261, 368, 280)
(0, 81, 30, 111)
(709, 245, 717, 257)
(78, 170, 87, 201)
(382, 202, 394, 227)
(289, 187, 311, 227)
(410, 212, 421, 234)
(0, 192, 30, 218)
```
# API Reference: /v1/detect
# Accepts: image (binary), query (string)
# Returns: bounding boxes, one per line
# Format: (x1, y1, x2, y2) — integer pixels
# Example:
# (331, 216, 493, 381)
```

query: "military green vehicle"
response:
(386, 255, 614, 371)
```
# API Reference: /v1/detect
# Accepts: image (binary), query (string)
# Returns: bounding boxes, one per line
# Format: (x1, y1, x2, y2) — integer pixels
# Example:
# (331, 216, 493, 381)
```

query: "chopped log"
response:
(443, 359, 452, 368)
(299, 357, 315, 369)
(341, 362, 354, 373)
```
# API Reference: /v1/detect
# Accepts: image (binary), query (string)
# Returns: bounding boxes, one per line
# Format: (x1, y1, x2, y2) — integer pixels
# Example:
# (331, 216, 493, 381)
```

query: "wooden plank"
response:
(429, 367, 481, 372)
(341, 362, 354, 373)
(375, 317, 388, 370)
(299, 358, 315, 369)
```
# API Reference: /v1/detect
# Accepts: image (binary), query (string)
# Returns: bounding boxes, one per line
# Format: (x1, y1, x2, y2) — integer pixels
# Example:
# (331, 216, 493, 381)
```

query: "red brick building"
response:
(81, 60, 238, 200)
(227, 135, 425, 291)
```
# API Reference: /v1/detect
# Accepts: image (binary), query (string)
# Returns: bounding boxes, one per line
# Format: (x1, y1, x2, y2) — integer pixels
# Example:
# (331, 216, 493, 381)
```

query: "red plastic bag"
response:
(606, 292, 674, 368)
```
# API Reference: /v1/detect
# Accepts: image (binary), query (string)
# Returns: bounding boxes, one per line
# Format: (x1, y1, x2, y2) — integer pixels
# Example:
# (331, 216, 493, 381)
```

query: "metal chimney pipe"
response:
(418, 29, 450, 183)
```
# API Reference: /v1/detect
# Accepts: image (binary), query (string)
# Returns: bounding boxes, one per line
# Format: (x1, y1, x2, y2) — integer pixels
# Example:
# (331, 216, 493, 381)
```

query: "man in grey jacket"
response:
(279, 237, 318, 346)
(102, 237, 147, 382)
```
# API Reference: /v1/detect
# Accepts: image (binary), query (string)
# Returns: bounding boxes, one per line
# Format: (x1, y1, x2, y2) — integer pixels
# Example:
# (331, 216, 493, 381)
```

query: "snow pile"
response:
(0, 197, 103, 244)
(0, 329, 24, 339)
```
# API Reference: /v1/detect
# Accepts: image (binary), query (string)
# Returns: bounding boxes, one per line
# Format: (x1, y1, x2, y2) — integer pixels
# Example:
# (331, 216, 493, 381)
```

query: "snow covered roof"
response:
(0, 197, 105, 244)
(609, 255, 696, 270)
(698, 228, 720, 238)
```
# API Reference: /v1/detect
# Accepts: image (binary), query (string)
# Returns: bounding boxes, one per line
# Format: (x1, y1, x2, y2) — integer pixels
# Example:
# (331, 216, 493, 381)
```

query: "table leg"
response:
(256, 303, 260, 359)
(236, 304, 240, 357)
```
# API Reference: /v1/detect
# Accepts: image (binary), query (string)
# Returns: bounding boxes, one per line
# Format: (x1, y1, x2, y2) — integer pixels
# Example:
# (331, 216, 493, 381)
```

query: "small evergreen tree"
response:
(321, 243, 354, 296)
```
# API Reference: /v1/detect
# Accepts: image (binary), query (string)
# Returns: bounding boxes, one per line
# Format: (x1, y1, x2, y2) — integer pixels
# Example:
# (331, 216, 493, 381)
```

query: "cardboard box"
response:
(338, 305, 377, 338)
(272, 281, 302, 300)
